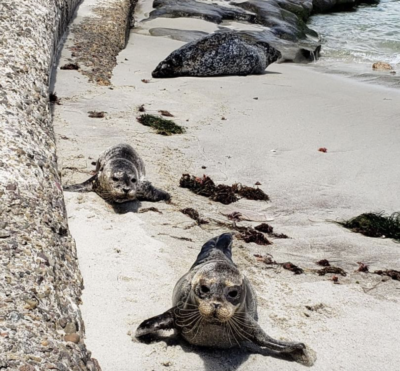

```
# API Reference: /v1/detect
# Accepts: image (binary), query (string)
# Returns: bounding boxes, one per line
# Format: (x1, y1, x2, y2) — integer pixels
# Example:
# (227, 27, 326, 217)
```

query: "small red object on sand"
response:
(318, 147, 327, 153)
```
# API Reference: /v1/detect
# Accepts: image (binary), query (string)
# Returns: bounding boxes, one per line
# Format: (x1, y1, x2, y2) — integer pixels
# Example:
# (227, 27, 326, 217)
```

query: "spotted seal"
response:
(152, 31, 281, 78)
(135, 233, 315, 366)
(64, 143, 170, 203)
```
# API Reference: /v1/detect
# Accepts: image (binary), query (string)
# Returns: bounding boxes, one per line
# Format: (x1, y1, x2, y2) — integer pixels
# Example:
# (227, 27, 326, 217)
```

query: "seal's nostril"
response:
(123, 188, 130, 194)
(213, 303, 221, 309)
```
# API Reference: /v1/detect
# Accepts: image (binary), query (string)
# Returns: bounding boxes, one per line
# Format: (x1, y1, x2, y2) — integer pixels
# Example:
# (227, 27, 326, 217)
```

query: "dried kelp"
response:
(88, 111, 105, 118)
(255, 223, 289, 239)
(179, 174, 270, 205)
(137, 114, 185, 135)
(316, 259, 330, 267)
(317, 266, 347, 277)
(232, 183, 270, 201)
(254, 254, 303, 274)
(179, 174, 238, 204)
(374, 269, 400, 281)
(237, 228, 271, 245)
(181, 208, 209, 225)
(338, 212, 400, 242)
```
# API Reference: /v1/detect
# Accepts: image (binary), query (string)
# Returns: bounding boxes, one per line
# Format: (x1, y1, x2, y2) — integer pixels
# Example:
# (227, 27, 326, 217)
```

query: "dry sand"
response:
(53, 1, 400, 370)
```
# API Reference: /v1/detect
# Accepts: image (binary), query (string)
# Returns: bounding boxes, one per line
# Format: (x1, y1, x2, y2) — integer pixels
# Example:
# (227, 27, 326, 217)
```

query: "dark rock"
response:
(152, 31, 281, 78)
(149, 28, 209, 43)
(150, 0, 255, 24)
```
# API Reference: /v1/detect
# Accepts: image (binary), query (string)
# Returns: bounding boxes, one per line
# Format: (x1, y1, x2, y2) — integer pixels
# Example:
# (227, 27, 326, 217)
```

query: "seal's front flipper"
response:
(135, 308, 176, 338)
(247, 317, 308, 355)
(63, 175, 97, 193)
(137, 181, 171, 202)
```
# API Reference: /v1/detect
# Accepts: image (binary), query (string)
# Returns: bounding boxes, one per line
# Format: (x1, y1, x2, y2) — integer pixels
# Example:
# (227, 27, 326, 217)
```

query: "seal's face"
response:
(98, 159, 140, 203)
(152, 53, 184, 78)
(190, 262, 244, 323)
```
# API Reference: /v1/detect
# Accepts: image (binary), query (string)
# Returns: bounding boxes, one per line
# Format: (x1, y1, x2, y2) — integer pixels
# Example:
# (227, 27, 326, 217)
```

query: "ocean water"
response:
(308, 0, 400, 87)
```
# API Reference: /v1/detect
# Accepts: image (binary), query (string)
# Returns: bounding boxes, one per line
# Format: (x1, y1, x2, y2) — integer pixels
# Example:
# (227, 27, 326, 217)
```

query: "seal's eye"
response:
(131, 178, 137, 183)
(200, 285, 210, 294)
(228, 290, 238, 298)
(112, 176, 119, 181)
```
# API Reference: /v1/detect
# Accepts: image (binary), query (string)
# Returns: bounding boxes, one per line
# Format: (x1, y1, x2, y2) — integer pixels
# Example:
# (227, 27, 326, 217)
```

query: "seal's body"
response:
(152, 32, 281, 78)
(64, 144, 170, 203)
(136, 234, 315, 366)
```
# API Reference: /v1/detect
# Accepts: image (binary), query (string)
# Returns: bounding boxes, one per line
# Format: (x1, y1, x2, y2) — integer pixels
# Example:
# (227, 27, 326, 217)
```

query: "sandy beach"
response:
(52, 1, 400, 370)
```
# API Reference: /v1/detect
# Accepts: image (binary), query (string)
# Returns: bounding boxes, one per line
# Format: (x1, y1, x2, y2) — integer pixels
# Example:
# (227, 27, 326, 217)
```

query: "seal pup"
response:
(135, 233, 315, 366)
(152, 31, 281, 78)
(64, 143, 170, 203)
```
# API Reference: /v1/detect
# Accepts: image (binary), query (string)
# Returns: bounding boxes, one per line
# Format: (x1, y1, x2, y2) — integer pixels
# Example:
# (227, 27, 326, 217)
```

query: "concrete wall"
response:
(0, 1, 101, 370)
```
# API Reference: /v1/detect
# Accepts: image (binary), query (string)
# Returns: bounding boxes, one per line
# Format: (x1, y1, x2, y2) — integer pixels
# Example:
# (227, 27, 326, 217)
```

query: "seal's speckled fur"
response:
(152, 32, 281, 78)
(64, 144, 170, 203)
(135, 234, 315, 366)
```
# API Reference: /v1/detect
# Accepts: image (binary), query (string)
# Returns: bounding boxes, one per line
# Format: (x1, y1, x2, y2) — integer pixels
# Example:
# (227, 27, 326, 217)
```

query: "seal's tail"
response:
(192, 233, 234, 267)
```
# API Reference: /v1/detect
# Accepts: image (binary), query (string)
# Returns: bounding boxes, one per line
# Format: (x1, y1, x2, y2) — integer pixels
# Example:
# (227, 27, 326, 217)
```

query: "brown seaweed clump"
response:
(317, 266, 347, 277)
(137, 114, 185, 135)
(255, 223, 289, 238)
(338, 212, 400, 241)
(254, 254, 303, 274)
(374, 269, 400, 281)
(316, 259, 330, 267)
(179, 174, 270, 205)
(232, 183, 270, 201)
(181, 208, 209, 225)
(282, 262, 304, 275)
(237, 228, 271, 245)
(179, 174, 238, 204)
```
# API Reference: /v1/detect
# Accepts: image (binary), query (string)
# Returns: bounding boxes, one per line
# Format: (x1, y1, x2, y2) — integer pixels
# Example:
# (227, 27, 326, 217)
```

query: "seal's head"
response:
(152, 53, 184, 78)
(189, 261, 244, 323)
(97, 159, 140, 203)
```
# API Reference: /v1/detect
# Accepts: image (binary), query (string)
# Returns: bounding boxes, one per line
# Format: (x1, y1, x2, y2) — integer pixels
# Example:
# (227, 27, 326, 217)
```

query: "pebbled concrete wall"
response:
(0, 1, 101, 370)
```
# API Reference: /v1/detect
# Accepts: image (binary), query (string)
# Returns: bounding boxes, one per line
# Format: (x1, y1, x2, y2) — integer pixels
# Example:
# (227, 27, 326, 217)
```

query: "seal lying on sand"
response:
(152, 31, 281, 78)
(64, 144, 170, 203)
(136, 233, 315, 366)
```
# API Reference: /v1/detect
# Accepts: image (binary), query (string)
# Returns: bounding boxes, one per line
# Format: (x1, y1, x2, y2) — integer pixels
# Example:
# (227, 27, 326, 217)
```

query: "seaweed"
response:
(179, 174, 237, 204)
(232, 183, 270, 201)
(60, 63, 79, 70)
(255, 223, 289, 238)
(159, 110, 174, 117)
(179, 174, 270, 205)
(254, 254, 303, 274)
(49, 92, 61, 105)
(338, 212, 400, 241)
(138, 104, 146, 112)
(357, 262, 369, 272)
(374, 269, 400, 281)
(282, 262, 304, 275)
(88, 111, 105, 118)
(137, 114, 185, 135)
(316, 259, 330, 267)
(139, 207, 162, 214)
(317, 266, 347, 277)
(181, 208, 209, 225)
(237, 228, 271, 245)
(254, 223, 273, 234)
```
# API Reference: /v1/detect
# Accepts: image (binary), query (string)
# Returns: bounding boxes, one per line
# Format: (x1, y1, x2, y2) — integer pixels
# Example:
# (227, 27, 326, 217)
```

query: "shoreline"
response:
(54, 8, 400, 369)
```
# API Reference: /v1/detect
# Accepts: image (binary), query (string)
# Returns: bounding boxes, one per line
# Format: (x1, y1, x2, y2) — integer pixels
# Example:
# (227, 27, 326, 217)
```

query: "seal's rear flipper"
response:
(135, 308, 176, 339)
(193, 233, 234, 267)
(136, 181, 171, 202)
(63, 175, 97, 193)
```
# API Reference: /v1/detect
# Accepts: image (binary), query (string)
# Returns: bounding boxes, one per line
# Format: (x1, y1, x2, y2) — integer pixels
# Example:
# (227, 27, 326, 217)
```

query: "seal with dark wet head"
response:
(152, 31, 281, 78)
(64, 143, 170, 203)
(135, 233, 316, 366)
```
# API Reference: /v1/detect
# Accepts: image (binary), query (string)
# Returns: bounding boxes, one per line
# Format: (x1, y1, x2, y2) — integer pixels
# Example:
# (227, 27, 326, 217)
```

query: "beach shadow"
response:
(111, 200, 141, 214)
(138, 333, 298, 370)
